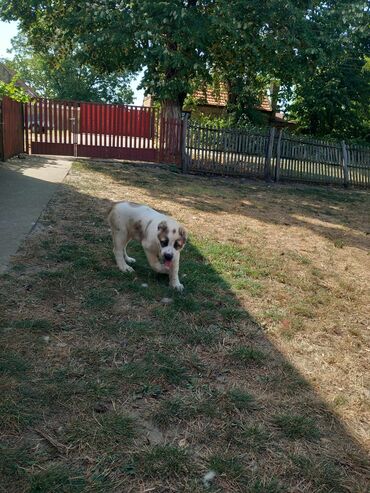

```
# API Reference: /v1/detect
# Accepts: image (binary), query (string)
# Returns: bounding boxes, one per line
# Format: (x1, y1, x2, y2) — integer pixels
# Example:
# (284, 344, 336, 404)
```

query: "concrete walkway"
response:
(0, 155, 73, 273)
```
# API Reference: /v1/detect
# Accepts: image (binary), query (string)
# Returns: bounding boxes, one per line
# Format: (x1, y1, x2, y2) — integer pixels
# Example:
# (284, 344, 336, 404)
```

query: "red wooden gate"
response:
(24, 98, 182, 165)
(1, 96, 24, 161)
(25, 99, 75, 156)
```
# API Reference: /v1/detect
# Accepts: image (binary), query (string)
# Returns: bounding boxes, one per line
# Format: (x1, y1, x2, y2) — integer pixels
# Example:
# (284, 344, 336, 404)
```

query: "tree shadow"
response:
(2, 154, 72, 172)
(0, 164, 369, 492)
(85, 160, 370, 251)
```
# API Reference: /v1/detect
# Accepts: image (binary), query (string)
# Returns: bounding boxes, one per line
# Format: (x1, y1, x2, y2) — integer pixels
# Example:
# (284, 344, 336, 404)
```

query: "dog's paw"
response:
(125, 256, 136, 264)
(172, 282, 184, 292)
(120, 265, 135, 273)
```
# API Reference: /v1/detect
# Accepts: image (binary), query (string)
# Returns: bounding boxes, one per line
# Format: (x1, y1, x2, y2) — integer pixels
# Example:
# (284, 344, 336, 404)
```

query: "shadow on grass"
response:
(0, 163, 369, 492)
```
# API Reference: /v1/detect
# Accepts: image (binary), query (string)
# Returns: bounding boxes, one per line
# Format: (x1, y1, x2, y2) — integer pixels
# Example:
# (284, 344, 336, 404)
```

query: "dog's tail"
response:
(106, 200, 117, 226)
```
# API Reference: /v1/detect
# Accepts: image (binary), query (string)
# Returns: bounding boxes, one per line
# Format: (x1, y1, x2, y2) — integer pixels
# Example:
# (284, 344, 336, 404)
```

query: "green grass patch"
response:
(227, 388, 256, 411)
(0, 445, 32, 481)
(84, 287, 116, 310)
(5, 319, 53, 332)
(0, 397, 39, 432)
(152, 398, 197, 427)
(290, 454, 345, 492)
(0, 350, 29, 376)
(67, 413, 137, 451)
(249, 478, 284, 493)
(209, 454, 245, 481)
(133, 445, 194, 480)
(29, 464, 86, 493)
(273, 414, 320, 440)
(228, 346, 266, 366)
(152, 387, 255, 428)
(50, 243, 84, 262)
(223, 422, 269, 452)
(118, 351, 191, 388)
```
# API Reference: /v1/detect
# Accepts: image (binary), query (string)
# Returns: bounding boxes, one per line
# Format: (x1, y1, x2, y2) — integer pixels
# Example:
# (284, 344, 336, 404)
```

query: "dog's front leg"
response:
(169, 255, 184, 292)
(145, 252, 168, 274)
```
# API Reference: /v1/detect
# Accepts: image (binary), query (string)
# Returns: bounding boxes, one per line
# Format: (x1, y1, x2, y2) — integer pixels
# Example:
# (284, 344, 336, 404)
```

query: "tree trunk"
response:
(161, 99, 182, 120)
(159, 99, 183, 165)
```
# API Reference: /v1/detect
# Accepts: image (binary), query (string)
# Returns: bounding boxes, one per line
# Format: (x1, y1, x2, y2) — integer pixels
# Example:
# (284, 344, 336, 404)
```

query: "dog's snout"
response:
(164, 252, 173, 261)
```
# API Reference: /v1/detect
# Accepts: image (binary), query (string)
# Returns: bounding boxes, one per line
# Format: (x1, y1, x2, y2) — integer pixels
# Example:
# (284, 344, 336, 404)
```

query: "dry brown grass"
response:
(0, 158, 369, 492)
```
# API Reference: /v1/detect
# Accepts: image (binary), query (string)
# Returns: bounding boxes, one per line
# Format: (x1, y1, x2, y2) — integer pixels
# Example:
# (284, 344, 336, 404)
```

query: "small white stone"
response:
(203, 470, 217, 488)
(141, 283, 148, 288)
(42, 335, 50, 343)
(160, 297, 173, 304)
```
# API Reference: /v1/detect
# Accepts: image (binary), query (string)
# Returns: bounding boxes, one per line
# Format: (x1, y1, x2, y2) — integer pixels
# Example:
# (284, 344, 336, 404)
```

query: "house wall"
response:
(0, 64, 12, 84)
(188, 105, 227, 117)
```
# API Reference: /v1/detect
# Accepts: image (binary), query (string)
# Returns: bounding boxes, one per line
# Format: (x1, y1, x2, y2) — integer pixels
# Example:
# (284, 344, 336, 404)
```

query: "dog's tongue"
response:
(164, 259, 173, 269)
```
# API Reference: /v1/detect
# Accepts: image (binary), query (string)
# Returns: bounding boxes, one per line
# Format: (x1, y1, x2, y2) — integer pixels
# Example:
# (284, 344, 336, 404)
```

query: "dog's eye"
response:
(174, 241, 180, 250)
(160, 239, 169, 247)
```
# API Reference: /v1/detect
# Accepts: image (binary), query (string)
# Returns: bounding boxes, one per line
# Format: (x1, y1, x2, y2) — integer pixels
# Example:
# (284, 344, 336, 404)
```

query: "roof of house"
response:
(193, 85, 273, 113)
(193, 87, 229, 107)
(0, 62, 38, 98)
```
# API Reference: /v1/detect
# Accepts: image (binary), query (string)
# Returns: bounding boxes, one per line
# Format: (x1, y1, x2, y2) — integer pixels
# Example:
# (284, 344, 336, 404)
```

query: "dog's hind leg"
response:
(124, 246, 136, 264)
(112, 229, 134, 273)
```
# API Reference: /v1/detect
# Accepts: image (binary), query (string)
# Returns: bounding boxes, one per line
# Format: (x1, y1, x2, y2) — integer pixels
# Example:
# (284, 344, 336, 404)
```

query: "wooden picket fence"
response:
(183, 121, 370, 188)
(0, 96, 24, 161)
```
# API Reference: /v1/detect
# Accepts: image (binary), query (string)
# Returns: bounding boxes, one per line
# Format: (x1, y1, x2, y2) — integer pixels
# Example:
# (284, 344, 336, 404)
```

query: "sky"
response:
(0, 20, 144, 104)
(0, 20, 18, 57)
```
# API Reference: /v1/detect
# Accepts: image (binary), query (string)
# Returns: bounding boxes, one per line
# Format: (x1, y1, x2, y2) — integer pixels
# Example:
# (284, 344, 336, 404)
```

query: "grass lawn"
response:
(1, 159, 369, 492)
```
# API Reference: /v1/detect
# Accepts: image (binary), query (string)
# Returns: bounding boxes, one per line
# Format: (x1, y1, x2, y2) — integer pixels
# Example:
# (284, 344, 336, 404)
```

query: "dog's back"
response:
(108, 201, 165, 231)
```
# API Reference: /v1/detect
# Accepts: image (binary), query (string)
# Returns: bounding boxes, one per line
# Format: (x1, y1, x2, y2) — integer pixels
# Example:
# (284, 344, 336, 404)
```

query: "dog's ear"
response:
(158, 221, 168, 234)
(178, 226, 188, 247)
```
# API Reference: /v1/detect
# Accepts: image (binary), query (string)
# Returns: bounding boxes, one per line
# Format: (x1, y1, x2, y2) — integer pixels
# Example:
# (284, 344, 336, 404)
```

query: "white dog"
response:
(108, 202, 187, 291)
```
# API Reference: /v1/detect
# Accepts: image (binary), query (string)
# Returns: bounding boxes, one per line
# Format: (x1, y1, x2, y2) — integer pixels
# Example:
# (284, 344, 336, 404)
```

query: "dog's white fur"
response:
(108, 202, 187, 291)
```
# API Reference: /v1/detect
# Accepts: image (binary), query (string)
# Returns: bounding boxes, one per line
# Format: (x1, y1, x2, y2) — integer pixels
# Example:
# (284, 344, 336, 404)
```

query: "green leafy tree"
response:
(3, 33, 134, 103)
(0, 0, 368, 140)
(0, 75, 29, 102)
(209, 0, 369, 134)
(287, 58, 370, 141)
(285, 3, 370, 141)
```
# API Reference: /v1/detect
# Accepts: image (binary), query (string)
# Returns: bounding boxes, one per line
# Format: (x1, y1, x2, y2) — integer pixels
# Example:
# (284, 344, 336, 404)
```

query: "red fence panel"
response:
(0, 96, 24, 161)
(24, 98, 183, 165)
(79, 103, 154, 138)
(27, 98, 75, 156)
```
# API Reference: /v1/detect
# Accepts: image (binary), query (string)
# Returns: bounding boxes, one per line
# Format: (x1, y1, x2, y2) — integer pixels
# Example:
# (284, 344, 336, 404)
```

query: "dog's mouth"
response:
(163, 258, 173, 269)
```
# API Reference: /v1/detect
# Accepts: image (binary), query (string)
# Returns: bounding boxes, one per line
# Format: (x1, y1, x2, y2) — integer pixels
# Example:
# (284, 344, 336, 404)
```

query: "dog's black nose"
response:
(164, 252, 173, 261)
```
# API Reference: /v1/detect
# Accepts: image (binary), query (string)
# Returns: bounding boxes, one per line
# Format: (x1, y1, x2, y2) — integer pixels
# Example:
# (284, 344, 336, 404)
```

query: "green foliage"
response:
(191, 113, 233, 129)
(287, 56, 370, 142)
(0, 75, 29, 102)
(0, 1, 368, 138)
(3, 33, 134, 103)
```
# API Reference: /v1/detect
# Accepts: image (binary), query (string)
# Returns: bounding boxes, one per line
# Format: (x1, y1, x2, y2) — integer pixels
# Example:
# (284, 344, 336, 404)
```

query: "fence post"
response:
(0, 99, 4, 161)
(181, 113, 190, 173)
(23, 102, 29, 154)
(264, 126, 275, 181)
(274, 128, 283, 182)
(341, 140, 349, 188)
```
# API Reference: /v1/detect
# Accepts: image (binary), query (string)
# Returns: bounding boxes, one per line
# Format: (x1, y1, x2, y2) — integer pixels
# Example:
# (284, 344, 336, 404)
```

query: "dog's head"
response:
(157, 220, 187, 270)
